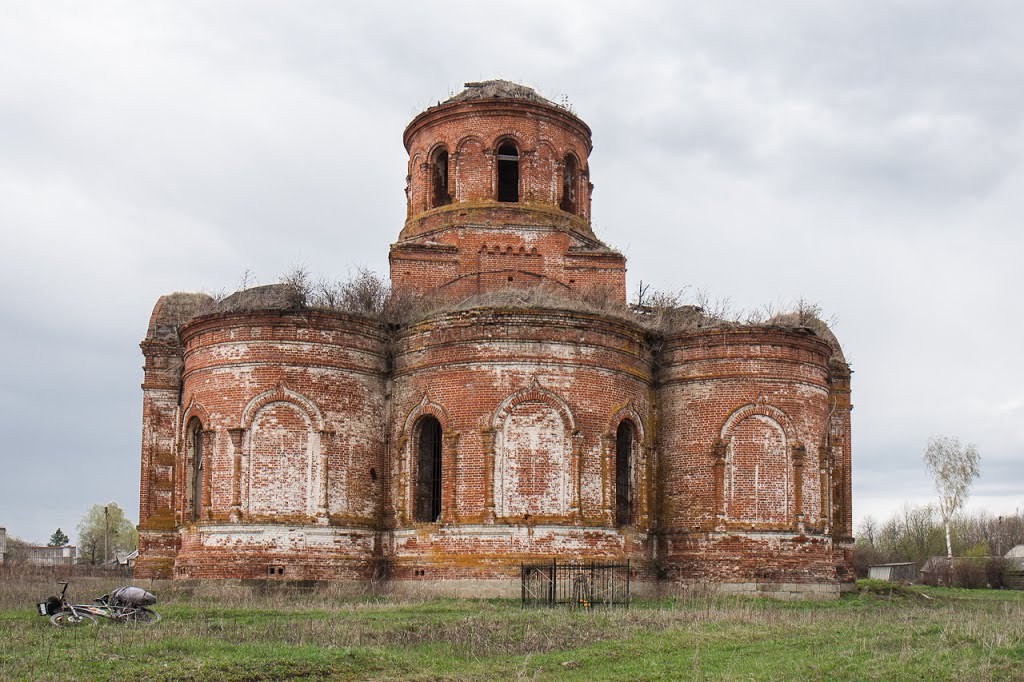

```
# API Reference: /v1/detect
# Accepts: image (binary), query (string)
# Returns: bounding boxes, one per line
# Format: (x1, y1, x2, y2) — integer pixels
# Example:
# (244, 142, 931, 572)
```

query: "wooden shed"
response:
(868, 562, 917, 582)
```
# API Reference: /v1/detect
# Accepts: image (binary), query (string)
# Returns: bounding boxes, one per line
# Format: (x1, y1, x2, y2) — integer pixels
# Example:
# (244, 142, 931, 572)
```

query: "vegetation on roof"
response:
(175, 266, 844, 361)
(446, 80, 551, 105)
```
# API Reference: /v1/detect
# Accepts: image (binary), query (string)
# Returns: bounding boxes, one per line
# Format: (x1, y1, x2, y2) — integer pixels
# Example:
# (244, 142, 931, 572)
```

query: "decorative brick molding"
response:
(240, 383, 325, 432)
(719, 402, 797, 443)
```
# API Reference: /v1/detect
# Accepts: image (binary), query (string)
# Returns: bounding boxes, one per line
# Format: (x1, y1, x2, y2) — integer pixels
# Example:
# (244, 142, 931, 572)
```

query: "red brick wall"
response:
(136, 295, 192, 579)
(171, 525, 381, 581)
(136, 306, 852, 587)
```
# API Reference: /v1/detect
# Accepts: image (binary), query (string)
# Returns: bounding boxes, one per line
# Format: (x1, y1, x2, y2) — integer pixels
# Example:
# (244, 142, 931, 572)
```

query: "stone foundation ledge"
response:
(389, 578, 521, 598)
(655, 580, 842, 601)
(127, 576, 848, 601)
(134, 578, 381, 598)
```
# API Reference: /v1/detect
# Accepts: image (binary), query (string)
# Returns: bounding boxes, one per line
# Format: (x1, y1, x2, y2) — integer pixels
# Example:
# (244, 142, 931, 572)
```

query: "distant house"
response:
(868, 562, 917, 582)
(1006, 545, 1024, 590)
(111, 550, 138, 568)
(25, 545, 77, 566)
(918, 556, 957, 585)
(0, 528, 76, 567)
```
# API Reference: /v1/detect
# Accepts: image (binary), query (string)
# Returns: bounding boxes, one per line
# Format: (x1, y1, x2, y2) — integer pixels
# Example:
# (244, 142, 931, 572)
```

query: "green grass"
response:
(1, 578, 1022, 680)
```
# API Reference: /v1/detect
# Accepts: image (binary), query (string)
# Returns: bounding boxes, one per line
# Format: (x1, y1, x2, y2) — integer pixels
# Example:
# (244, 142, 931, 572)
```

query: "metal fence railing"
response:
(521, 559, 630, 608)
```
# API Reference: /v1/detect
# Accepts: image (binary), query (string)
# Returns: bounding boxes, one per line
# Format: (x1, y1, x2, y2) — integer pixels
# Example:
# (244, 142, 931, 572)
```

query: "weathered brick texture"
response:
(136, 81, 854, 596)
(391, 86, 626, 302)
(655, 328, 853, 585)
(386, 309, 655, 579)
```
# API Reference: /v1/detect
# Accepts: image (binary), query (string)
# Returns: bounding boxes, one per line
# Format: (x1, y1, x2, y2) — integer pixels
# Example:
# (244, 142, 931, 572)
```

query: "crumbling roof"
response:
(147, 292, 215, 341)
(766, 312, 847, 363)
(216, 284, 298, 312)
(446, 80, 552, 105)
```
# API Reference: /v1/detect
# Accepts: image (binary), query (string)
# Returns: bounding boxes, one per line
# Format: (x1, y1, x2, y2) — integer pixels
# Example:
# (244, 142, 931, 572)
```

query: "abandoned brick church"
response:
(136, 81, 854, 598)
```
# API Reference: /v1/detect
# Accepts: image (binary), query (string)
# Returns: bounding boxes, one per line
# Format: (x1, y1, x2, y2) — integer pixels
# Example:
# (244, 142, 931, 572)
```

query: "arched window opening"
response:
(186, 418, 203, 522)
(615, 421, 634, 526)
(496, 142, 519, 202)
(414, 416, 443, 522)
(430, 147, 450, 208)
(560, 155, 577, 214)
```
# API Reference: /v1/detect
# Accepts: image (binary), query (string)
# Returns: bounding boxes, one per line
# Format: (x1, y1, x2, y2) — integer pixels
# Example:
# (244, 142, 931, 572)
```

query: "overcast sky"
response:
(2, 1, 1021, 545)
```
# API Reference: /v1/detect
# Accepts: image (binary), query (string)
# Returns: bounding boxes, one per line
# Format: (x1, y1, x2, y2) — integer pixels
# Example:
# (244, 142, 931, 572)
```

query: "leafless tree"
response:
(924, 435, 981, 558)
(857, 515, 878, 547)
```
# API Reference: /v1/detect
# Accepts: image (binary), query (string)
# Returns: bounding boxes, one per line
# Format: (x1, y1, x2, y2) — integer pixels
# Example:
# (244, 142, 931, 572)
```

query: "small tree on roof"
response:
(923, 435, 981, 558)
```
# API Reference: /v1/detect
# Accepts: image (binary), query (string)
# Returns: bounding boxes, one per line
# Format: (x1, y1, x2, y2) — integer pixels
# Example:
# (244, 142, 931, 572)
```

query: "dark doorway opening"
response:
(415, 416, 443, 522)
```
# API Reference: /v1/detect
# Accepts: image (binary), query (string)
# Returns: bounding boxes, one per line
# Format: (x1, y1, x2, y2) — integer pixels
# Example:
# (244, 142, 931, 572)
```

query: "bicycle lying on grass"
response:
(38, 581, 161, 627)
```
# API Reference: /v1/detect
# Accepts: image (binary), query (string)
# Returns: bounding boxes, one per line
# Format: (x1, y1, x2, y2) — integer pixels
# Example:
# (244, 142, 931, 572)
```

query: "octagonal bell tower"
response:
(389, 80, 627, 301)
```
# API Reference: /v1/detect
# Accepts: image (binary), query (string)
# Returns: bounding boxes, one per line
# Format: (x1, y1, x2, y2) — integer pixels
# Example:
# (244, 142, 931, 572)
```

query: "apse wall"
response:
(656, 327, 847, 596)
(171, 310, 388, 580)
(387, 307, 655, 587)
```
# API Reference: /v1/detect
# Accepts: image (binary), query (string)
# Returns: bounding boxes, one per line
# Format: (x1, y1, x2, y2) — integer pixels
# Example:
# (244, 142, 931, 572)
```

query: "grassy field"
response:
(1, 577, 1022, 681)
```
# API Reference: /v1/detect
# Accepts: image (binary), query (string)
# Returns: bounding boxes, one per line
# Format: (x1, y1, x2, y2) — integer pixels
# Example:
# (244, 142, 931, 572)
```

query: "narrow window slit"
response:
(615, 421, 634, 527)
(560, 155, 578, 214)
(430, 148, 450, 208)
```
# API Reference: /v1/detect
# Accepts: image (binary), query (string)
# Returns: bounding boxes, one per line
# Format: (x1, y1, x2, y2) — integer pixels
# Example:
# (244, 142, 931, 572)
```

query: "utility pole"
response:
(104, 505, 109, 566)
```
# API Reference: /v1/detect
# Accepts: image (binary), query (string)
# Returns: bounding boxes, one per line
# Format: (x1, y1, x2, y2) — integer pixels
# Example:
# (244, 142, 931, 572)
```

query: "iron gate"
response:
(521, 559, 630, 607)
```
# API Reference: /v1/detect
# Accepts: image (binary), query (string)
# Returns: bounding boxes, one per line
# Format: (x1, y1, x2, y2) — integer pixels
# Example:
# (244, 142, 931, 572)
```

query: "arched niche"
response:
(492, 381, 576, 520)
(245, 401, 316, 518)
(719, 404, 796, 525)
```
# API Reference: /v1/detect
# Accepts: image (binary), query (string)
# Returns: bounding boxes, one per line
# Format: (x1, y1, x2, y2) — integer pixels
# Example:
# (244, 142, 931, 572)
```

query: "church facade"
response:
(136, 81, 854, 598)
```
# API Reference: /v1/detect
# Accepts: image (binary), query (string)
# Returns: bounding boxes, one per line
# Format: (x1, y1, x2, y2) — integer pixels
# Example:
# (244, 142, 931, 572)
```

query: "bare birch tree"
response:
(923, 435, 981, 558)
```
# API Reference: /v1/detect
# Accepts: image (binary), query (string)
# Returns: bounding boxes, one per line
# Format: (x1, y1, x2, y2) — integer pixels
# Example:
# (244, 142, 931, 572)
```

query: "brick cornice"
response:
(404, 99, 592, 152)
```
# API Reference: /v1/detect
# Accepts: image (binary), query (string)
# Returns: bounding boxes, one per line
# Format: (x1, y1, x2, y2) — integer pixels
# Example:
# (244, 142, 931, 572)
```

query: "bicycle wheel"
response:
(126, 607, 161, 624)
(50, 611, 98, 628)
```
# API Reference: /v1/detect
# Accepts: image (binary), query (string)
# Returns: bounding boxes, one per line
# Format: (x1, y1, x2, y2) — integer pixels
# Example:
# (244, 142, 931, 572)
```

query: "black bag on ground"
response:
(110, 586, 157, 606)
